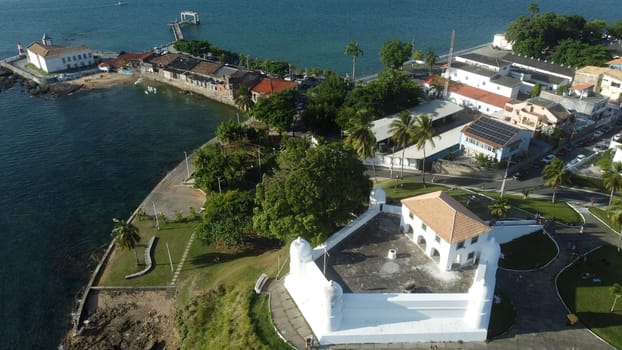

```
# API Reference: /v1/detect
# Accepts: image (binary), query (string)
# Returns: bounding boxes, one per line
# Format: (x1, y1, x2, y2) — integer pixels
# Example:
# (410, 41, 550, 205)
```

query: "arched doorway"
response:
(430, 247, 440, 263)
(416, 235, 427, 252)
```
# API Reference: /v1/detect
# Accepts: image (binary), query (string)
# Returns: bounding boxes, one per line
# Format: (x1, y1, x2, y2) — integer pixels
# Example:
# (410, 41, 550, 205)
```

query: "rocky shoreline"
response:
(0, 66, 84, 96)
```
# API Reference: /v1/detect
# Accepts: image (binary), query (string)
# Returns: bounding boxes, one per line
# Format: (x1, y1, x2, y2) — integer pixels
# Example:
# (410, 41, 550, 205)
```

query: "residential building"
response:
(446, 55, 520, 99)
(26, 33, 93, 73)
(574, 66, 622, 103)
(251, 77, 298, 102)
(608, 57, 622, 71)
(504, 97, 572, 134)
(460, 116, 531, 161)
(540, 88, 611, 125)
(446, 82, 512, 116)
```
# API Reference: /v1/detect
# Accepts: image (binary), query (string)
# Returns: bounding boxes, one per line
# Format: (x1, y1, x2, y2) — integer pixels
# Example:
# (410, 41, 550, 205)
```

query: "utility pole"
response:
(184, 151, 190, 179)
(152, 201, 160, 230)
(443, 30, 456, 99)
(500, 154, 512, 198)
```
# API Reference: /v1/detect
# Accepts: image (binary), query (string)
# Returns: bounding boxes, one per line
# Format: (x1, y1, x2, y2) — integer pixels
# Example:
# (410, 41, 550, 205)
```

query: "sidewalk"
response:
(268, 204, 617, 349)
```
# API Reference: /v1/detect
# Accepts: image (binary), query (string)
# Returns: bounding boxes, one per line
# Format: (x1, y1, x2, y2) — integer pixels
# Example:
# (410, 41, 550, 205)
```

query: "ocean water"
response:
(0, 0, 619, 348)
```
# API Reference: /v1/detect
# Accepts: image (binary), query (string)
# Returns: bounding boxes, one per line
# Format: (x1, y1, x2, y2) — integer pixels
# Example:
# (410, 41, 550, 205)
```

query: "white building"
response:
(460, 116, 532, 162)
(284, 189, 543, 345)
(400, 191, 492, 271)
(446, 55, 520, 99)
(26, 33, 93, 73)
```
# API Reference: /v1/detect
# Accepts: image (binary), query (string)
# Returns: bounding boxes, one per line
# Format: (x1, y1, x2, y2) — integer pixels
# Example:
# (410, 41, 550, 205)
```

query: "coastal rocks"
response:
(0, 68, 18, 92)
(62, 290, 177, 350)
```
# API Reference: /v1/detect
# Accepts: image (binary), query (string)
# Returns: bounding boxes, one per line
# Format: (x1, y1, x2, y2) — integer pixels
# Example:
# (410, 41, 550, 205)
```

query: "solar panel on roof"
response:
(464, 118, 520, 147)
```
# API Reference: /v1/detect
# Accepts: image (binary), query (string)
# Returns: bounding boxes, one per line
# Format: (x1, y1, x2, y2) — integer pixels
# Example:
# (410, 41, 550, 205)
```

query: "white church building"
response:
(27, 33, 93, 73)
(284, 189, 543, 345)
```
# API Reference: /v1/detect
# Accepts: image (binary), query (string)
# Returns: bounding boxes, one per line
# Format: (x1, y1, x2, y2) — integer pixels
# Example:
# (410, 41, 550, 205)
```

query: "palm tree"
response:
(542, 158, 566, 203)
(608, 203, 622, 252)
(234, 85, 254, 113)
(345, 109, 377, 182)
(424, 49, 438, 74)
(389, 111, 416, 180)
(111, 218, 141, 266)
(489, 195, 511, 219)
(412, 114, 439, 187)
(610, 283, 622, 312)
(603, 162, 622, 206)
(528, 1, 539, 17)
(345, 41, 363, 83)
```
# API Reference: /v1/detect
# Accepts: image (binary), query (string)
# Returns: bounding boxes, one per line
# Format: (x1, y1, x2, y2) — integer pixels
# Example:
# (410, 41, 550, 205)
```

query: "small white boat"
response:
(115, 1, 127, 6)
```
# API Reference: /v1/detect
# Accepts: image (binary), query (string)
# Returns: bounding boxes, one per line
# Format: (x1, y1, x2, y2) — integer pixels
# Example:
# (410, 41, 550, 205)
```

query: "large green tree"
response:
(390, 111, 416, 180)
(604, 162, 622, 206)
(111, 218, 141, 266)
(197, 190, 254, 247)
(193, 144, 250, 192)
(608, 203, 622, 252)
(345, 109, 377, 182)
(412, 114, 438, 187)
(345, 41, 363, 83)
(302, 72, 350, 134)
(548, 39, 610, 67)
(542, 158, 566, 203)
(380, 39, 412, 70)
(424, 49, 438, 74)
(252, 89, 298, 132)
(254, 143, 371, 243)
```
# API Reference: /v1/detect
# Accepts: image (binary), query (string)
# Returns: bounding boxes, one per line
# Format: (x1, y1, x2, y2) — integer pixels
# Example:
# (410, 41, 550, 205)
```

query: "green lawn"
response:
(499, 231, 558, 270)
(501, 194, 582, 225)
(557, 245, 622, 348)
(590, 207, 622, 232)
(99, 218, 200, 286)
(380, 179, 447, 205)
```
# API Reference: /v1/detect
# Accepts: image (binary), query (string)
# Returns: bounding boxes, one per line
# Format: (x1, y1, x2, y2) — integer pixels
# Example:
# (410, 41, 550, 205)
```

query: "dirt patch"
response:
(62, 289, 178, 350)
(67, 72, 138, 90)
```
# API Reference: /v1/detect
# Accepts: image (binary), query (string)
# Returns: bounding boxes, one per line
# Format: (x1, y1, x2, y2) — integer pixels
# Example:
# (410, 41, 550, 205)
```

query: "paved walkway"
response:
(268, 203, 618, 349)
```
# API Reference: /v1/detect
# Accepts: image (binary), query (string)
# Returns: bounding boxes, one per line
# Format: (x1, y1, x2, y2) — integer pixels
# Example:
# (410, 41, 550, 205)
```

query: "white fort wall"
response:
(285, 200, 541, 345)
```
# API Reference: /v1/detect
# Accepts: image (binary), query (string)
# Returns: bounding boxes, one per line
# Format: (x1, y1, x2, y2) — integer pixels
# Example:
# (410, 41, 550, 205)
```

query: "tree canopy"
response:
(197, 190, 254, 247)
(548, 39, 610, 67)
(254, 142, 371, 243)
(302, 72, 350, 134)
(251, 89, 299, 132)
(192, 144, 251, 192)
(380, 39, 412, 69)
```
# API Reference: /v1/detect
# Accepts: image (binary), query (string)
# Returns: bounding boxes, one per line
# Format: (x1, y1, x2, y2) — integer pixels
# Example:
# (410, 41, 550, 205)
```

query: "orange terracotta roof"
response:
(401, 191, 490, 244)
(251, 77, 297, 95)
(448, 83, 511, 108)
(607, 58, 622, 65)
(571, 83, 594, 90)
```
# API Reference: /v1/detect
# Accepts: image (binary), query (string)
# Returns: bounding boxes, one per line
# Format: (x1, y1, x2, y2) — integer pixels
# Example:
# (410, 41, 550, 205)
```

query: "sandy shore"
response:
(68, 72, 138, 90)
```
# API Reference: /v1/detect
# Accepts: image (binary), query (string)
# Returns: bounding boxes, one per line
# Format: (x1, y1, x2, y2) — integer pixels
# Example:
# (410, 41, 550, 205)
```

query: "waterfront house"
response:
(446, 54, 520, 99)
(502, 53, 575, 90)
(446, 82, 512, 116)
(251, 77, 298, 102)
(26, 33, 93, 73)
(460, 116, 531, 162)
(504, 97, 573, 134)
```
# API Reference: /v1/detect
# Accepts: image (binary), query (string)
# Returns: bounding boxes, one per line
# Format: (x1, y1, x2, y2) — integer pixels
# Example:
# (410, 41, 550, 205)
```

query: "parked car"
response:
(576, 154, 586, 161)
(593, 143, 608, 152)
(614, 133, 622, 142)
(594, 130, 605, 138)
(603, 126, 612, 133)
(541, 154, 556, 164)
(512, 171, 525, 180)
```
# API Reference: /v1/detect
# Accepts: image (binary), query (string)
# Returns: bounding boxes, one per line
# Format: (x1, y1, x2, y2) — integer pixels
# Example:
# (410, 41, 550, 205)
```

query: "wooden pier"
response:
(168, 10, 199, 42)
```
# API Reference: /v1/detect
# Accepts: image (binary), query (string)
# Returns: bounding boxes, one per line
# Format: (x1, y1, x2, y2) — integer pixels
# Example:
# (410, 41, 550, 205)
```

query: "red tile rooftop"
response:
(607, 57, 622, 65)
(252, 77, 297, 95)
(448, 83, 511, 108)
(571, 83, 594, 90)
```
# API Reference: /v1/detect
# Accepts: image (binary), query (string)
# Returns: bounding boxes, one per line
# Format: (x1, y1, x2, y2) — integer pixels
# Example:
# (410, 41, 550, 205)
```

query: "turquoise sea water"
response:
(0, 0, 619, 348)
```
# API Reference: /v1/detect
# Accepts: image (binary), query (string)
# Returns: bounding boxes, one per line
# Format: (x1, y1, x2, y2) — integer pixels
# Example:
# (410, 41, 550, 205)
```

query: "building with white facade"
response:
(284, 190, 543, 345)
(460, 116, 532, 162)
(540, 88, 611, 126)
(446, 53, 520, 100)
(447, 82, 512, 116)
(26, 33, 93, 73)
(573, 66, 622, 103)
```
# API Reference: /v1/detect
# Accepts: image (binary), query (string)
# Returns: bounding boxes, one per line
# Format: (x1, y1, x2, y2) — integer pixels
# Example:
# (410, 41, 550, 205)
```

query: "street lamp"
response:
(500, 154, 512, 198)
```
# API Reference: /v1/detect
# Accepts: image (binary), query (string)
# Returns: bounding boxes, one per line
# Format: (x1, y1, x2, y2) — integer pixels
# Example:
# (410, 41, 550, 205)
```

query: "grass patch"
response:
(499, 231, 557, 270)
(25, 63, 50, 76)
(488, 288, 515, 339)
(502, 194, 582, 225)
(250, 294, 292, 350)
(379, 179, 447, 204)
(567, 173, 604, 190)
(99, 219, 200, 286)
(590, 207, 621, 232)
(557, 245, 622, 348)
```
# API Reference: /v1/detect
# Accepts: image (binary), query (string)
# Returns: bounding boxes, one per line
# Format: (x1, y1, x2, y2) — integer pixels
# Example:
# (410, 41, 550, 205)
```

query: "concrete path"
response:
(137, 156, 205, 218)
(268, 202, 619, 349)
